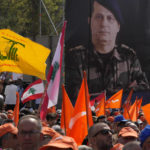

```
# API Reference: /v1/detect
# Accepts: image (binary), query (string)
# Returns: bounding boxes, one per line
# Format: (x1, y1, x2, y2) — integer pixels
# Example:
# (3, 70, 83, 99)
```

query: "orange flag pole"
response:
(83, 71, 90, 129)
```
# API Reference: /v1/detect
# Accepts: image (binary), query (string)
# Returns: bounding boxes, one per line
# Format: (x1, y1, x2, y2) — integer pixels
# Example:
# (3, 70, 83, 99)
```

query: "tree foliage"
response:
(0, 0, 63, 36)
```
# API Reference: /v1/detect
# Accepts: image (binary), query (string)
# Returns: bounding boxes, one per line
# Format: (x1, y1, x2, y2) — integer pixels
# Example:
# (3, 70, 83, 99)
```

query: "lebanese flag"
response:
(21, 79, 44, 104)
(40, 21, 67, 120)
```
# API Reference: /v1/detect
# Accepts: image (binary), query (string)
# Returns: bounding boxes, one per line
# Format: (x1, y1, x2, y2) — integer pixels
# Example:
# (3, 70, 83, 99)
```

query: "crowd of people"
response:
(0, 95, 150, 150)
(0, 76, 149, 150)
(0, 76, 150, 150)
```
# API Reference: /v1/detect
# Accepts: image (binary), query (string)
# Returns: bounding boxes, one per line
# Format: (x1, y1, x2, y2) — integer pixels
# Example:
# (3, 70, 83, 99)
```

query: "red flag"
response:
(68, 72, 93, 145)
(90, 91, 106, 106)
(13, 92, 20, 126)
(40, 21, 66, 120)
(105, 89, 123, 109)
(61, 85, 74, 136)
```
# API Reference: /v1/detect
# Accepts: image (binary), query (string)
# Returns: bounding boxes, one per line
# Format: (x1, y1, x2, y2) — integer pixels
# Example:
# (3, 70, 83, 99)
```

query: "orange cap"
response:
(0, 123, 18, 137)
(119, 127, 138, 138)
(40, 135, 78, 150)
(41, 126, 60, 138)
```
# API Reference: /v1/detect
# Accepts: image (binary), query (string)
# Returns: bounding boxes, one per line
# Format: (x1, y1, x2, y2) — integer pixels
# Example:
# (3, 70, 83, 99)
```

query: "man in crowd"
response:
(123, 141, 141, 150)
(88, 122, 113, 150)
(65, 0, 149, 104)
(17, 115, 42, 150)
(4, 79, 18, 110)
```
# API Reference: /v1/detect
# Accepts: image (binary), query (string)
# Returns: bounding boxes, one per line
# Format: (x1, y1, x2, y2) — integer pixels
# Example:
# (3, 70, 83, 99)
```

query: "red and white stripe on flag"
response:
(21, 79, 44, 104)
(40, 21, 67, 120)
(46, 21, 66, 108)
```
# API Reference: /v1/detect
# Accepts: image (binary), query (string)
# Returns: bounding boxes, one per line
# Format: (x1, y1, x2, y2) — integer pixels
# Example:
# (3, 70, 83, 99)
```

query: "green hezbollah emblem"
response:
(0, 36, 25, 61)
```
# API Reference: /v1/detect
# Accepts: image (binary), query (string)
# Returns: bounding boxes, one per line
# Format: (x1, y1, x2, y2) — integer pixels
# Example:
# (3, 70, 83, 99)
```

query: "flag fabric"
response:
(21, 79, 44, 104)
(142, 103, 150, 124)
(105, 89, 123, 109)
(90, 91, 106, 106)
(13, 92, 20, 126)
(83, 71, 93, 127)
(122, 88, 133, 110)
(123, 89, 133, 120)
(123, 106, 130, 120)
(68, 73, 93, 145)
(95, 96, 105, 117)
(129, 99, 137, 122)
(0, 29, 50, 80)
(61, 84, 74, 136)
(40, 21, 67, 120)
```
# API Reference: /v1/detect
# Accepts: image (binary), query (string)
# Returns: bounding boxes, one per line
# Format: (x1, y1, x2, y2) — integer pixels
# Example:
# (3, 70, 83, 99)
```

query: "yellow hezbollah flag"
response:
(0, 29, 50, 80)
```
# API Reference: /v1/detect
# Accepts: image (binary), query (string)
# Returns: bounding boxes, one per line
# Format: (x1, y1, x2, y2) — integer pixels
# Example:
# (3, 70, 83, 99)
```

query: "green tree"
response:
(0, 0, 63, 36)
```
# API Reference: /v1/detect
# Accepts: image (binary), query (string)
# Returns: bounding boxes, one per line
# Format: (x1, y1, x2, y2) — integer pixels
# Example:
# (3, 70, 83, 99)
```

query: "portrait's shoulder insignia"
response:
(121, 44, 136, 55)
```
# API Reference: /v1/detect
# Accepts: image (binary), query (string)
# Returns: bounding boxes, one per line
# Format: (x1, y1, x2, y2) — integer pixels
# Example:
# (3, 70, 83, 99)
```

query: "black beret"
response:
(94, 0, 123, 24)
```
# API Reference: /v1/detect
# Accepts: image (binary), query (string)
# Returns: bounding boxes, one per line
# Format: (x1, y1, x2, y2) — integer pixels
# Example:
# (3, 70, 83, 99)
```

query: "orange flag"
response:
(105, 89, 123, 109)
(123, 106, 130, 120)
(68, 72, 93, 145)
(95, 96, 105, 117)
(129, 98, 137, 122)
(61, 84, 74, 136)
(123, 88, 133, 110)
(142, 103, 150, 124)
(13, 92, 20, 126)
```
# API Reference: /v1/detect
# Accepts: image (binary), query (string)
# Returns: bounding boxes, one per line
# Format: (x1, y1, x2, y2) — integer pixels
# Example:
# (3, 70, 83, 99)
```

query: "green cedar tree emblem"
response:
(28, 87, 36, 95)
